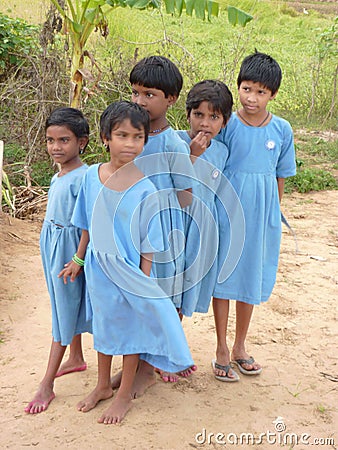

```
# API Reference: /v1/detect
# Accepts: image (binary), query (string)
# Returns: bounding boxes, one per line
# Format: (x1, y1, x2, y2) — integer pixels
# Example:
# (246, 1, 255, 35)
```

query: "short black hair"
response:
(186, 80, 233, 124)
(129, 55, 183, 98)
(45, 107, 89, 138)
(100, 101, 150, 144)
(237, 51, 282, 95)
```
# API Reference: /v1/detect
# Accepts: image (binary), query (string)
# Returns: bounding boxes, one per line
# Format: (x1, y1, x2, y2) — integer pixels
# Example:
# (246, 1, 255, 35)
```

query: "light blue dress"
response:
(40, 165, 92, 346)
(176, 131, 229, 316)
(214, 113, 296, 304)
(71, 164, 194, 373)
(135, 127, 196, 307)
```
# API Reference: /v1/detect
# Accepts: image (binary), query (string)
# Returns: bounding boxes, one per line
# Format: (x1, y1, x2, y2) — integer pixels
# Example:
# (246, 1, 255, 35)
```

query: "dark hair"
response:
(186, 80, 233, 124)
(45, 107, 89, 138)
(129, 55, 183, 98)
(237, 51, 282, 95)
(100, 101, 150, 144)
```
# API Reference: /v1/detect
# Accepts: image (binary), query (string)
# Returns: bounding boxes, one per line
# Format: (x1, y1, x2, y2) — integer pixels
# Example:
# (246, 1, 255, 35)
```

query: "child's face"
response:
(238, 80, 277, 116)
(188, 101, 225, 146)
(46, 125, 87, 168)
(103, 119, 145, 168)
(131, 84, 176, 123)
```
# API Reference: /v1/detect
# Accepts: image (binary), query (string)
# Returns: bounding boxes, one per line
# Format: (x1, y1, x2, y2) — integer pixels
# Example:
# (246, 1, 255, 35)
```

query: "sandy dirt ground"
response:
(0, 190, 337, 449)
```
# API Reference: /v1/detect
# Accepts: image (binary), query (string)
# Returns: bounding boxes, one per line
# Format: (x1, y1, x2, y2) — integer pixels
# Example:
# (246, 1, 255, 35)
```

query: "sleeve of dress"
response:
(71, 173, 89, 230)
(168, 136, 197, 190)
(139, 185, 165, 254)
(276, 119, 297, 178)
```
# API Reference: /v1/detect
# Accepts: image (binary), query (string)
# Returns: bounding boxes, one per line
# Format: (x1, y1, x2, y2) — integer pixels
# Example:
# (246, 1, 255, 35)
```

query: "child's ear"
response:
(167, 94, 178, 107)
(270, 90, 278, 101)
(79, 136, 89, 149)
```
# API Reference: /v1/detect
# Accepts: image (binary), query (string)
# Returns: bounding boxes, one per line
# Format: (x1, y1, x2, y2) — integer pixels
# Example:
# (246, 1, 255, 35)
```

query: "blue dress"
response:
(176, 131, 229, 316)
(135, 127, 196, 307)
(214, 113, 296, 304)
(71, 164, 194, 373)
(40, 165, 92, 346)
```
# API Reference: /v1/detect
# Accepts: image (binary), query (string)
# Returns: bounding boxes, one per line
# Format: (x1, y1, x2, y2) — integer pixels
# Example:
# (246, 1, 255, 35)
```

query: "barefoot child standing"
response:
(25, 108, 92, 414)
(69, 101, 194, 424)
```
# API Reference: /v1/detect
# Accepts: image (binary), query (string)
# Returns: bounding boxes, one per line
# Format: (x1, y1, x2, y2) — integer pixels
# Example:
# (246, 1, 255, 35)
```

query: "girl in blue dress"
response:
(70, 101, 194, 424)
(25, 108, 92, 414)
(212, 51, 296, 381)
(130, 55, 197, 382)
(176, 80, 233, 318)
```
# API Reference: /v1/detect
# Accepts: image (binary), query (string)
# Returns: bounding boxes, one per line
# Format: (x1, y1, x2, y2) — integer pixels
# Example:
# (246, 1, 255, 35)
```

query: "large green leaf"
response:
(227, 5, 253, 27)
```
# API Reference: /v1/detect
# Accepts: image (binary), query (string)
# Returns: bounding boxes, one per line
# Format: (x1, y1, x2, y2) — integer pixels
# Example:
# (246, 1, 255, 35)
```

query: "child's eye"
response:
(146, 93, 153, 98)
(61, 138, 70, 143)
(193, 112, 202, 117)
(46, 138, 53, 143)
(211, 114, 220, 120)
(132, 90, 139, 97)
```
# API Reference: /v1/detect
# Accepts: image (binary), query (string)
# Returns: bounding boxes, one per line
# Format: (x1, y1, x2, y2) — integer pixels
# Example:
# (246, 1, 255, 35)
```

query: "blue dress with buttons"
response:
(214, 113, 296, 304)
(176, 131, 230, 316)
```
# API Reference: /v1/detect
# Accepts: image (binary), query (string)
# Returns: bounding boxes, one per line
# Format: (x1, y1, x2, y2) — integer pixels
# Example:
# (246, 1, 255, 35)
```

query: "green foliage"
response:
(0, 13, 38, 75)
(285, 166, 337, 193)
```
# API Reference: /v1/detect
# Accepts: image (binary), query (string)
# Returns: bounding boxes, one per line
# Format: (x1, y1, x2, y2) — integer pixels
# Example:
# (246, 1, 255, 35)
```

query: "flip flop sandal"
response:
(211, 359, 239, 382)
(231, 357, 262, 375)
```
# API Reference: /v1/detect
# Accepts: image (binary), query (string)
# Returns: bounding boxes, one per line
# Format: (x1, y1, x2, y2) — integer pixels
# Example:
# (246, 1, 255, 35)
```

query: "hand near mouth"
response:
(190, 131, 209, 157)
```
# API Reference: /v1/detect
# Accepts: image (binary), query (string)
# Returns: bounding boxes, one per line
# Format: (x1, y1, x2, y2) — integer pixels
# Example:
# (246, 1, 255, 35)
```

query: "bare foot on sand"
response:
(178, 365, 198, 378)
(155, 368, 179, 383)
(98, 393, 133, 424)
(55, 361, 87, 378)
(25, 385, 56, 414)
(77, 386, 113, 412)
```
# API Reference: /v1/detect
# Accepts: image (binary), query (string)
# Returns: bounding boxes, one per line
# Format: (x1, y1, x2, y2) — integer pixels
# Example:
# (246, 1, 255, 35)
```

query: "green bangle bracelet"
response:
(72, 253, 84, 266)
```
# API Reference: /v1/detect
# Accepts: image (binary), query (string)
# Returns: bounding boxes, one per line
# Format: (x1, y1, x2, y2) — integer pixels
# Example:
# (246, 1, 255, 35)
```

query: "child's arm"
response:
(140, 253, 153, 277)
(58, 230, 89, 284)
(277, 177, 285, 203)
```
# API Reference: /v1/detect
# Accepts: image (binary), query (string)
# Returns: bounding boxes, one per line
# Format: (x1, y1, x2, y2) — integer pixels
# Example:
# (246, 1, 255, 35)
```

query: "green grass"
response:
(1, 0, 337, 195)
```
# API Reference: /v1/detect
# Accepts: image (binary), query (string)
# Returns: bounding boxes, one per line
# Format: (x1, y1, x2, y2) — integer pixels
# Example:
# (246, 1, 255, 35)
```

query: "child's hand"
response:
(190, 132, 208, 157)
(58, 261, 82, 284)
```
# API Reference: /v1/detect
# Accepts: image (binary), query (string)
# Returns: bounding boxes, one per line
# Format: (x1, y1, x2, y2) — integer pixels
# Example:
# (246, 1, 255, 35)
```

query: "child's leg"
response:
(98, 354, 139, 424)
(212, 297, 237, 380)
(132, 360, 156, 398)
(55, 333, 87, 377)
(231, 302, 261, 373)
(77, 352, 113, 412)
(25, 339, 66, 414)
(111, 360, 157, 397)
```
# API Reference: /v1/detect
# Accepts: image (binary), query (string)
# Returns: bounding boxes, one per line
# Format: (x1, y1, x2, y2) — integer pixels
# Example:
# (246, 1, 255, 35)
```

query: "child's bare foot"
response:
(25, 386, 56, 414)
(178, 364, 198, 378)
(98, 394, 132, 424)
(77, 386, 113, 412)
(111, 370, 122, 389)
(55, 361, 87, 378)
(132, 366, 156, 398)
(155, 368, 179, 383)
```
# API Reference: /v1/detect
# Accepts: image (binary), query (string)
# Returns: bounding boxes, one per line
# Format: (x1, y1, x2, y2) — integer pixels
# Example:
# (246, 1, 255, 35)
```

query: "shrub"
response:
(0, 13, 39, 78)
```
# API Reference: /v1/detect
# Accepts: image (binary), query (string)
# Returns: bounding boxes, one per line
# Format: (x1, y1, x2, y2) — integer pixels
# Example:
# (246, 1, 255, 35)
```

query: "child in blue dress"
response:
(176, 80, 233, 317)
(212, 51, 296, 381)
(130, 55, 197, 382)
(70, 101, 194, 424)
(25, 108, 92, 414)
